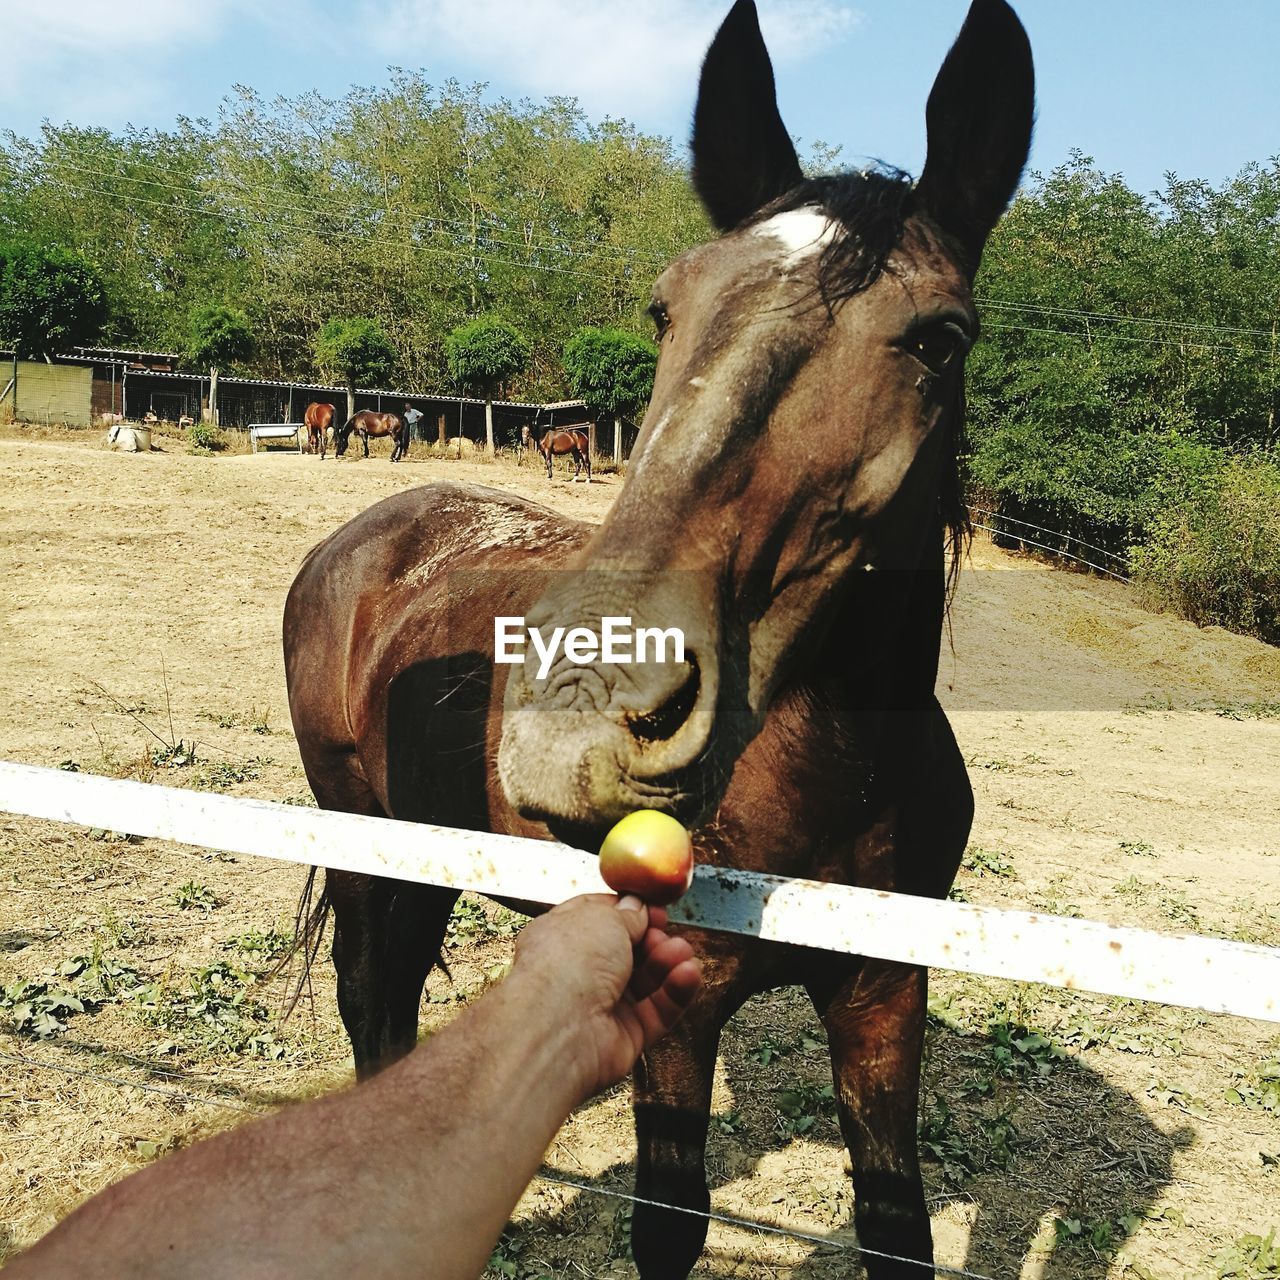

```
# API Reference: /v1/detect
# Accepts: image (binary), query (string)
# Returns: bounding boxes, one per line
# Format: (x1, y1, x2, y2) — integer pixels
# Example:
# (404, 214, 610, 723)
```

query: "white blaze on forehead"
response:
(751, 208, 838, 262)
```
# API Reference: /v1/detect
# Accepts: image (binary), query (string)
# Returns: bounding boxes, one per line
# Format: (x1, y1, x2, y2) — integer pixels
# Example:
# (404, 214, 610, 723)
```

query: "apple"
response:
(598, 810, 695, 905)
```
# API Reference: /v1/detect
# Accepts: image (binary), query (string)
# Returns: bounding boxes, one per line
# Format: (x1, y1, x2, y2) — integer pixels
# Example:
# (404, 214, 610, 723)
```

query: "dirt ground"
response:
(1, 425, 1277, 1278)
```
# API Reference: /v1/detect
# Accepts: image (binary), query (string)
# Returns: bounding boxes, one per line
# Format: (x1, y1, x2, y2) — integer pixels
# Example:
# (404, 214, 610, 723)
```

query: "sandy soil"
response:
(0, 427, 1277, 1278)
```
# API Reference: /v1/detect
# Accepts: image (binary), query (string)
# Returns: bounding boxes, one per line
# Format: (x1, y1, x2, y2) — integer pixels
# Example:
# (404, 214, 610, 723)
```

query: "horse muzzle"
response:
(496, 574, 726, 834)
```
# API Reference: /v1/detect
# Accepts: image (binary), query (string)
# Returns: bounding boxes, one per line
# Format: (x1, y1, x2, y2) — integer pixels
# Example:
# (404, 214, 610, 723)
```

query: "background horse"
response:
(537, 425, 591, 482)
(284, 2, 1031, 1276)
(304, 402, 336, 459)
(335, 410, 409, 462)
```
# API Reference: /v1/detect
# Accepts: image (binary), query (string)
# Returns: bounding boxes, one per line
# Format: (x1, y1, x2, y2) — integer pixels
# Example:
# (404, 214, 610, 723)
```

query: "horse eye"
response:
(907, 322, 969, 374)
(648, 302, 671, 340)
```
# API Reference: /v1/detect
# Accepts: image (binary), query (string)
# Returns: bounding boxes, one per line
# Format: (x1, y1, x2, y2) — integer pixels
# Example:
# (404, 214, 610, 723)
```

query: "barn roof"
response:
(124, 367, 576, 411)
(1, 346, 588, 414)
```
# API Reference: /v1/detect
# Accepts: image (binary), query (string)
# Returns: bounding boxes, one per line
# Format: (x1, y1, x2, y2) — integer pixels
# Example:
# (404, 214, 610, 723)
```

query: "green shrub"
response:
(1131, 453, 1280, 646)
(187, 421, 222, 453)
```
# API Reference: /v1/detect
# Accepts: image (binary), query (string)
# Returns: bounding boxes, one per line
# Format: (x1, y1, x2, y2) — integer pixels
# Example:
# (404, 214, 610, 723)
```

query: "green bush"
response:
(187, 421, 222, 453)
(1131, 453, 1280, 645)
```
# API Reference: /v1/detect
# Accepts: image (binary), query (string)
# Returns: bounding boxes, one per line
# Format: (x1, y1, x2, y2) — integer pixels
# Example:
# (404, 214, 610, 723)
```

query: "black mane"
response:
(748, 167, 915, 307)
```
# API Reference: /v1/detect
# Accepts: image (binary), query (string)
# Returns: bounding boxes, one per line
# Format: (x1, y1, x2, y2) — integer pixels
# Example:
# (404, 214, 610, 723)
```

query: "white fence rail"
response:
(1, 759, 1276, 1024)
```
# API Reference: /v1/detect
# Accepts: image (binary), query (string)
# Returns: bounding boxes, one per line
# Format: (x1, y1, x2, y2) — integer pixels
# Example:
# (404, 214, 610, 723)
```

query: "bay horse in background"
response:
(285, 2, 1032, 1276)
(304, 402, 336, 459)
(335, 410, 409, 462)
(537, 424, 591, 482)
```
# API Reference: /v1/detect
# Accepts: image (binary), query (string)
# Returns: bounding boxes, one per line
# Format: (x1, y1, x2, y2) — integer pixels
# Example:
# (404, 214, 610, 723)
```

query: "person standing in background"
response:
(404, 401, 425, 442)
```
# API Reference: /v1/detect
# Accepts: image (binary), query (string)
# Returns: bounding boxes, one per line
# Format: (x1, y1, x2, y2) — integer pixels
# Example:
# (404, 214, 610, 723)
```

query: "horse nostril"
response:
(627, 656, 700, 745)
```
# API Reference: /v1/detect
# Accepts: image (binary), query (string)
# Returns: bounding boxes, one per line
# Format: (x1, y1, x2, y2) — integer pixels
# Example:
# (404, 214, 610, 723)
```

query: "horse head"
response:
(334, 416, 355, 456)
(498, 0, 1033, 837)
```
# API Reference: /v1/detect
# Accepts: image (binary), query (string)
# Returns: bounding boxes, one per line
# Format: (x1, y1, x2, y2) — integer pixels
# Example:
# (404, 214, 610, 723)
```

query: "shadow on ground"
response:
(495, 999, 1185, 1279)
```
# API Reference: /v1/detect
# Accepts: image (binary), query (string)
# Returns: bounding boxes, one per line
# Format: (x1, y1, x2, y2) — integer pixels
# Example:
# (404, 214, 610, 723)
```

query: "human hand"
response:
(510, 894, 701, 1101)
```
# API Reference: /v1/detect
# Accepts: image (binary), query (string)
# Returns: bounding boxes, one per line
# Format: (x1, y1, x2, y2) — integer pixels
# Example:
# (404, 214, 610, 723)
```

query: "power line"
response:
(13, 159, 1279, 354)
(16, 148, 684, 267)
(980, 298, 1277, 341)
(34, 176, 645, 287)
(983, 321, 1256, 354)
(22, 157, 677, 273)
(30, 175, 1273, 355)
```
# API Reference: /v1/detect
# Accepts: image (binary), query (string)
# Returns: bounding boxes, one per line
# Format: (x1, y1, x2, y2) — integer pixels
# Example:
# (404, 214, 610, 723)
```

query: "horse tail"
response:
(277, 865, 331, 1021)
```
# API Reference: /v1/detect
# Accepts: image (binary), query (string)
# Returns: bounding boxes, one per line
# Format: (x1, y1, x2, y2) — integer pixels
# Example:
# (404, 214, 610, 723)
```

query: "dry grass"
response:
(0, 432, 1277, 1276)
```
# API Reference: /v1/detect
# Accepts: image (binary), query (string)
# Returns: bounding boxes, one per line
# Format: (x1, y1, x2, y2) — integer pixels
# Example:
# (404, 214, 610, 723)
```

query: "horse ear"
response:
(914, 0, 1034, 276)
(692, 0, 803, 231)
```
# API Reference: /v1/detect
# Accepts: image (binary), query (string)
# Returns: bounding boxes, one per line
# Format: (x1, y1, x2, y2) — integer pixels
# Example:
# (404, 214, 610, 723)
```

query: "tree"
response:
(0, 241, 107, 360)
(313, 317, 396, 422)
(445, 315, 529, 453)
(562, 327, 658, 462)
(964, 151, 1280, 554)
(187, 304, 254, 425)
(0, 79, 708, 391)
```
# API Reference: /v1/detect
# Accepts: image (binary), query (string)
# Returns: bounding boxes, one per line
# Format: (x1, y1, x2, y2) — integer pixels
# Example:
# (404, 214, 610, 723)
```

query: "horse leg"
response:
(328, 869, 459, 1079)
(362, 429, 370, 459)
(544, 448, 552, 480)
(631, 957, 748, 1279)
(807, 960, 932, 1278)
(306, 759, 457, 1078)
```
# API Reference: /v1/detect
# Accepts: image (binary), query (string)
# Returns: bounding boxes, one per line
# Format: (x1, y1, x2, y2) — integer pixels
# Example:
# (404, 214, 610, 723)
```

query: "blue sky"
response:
(4, 0, 1277, 196)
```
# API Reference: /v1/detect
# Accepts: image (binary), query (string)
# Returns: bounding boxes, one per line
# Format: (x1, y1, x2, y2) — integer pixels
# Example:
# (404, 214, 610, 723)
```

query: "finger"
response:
(612, 894, 650, 943)
(557, 892, 628, 912)
(550, 892, 649, 943)
(628, 932, 696, 1002)
(632, 957, 702, 1046)
(662, 957, 702, 1009)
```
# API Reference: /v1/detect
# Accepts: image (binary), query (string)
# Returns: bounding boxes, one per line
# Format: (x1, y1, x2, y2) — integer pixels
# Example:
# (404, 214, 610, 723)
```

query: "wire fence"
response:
(0, 1039, 997, 1278)
(532, 1173, 999, 1280)
(2, 766, 1276, 1277)
(967, 505, 1132, 582)
(0, 1045, 265, 1116)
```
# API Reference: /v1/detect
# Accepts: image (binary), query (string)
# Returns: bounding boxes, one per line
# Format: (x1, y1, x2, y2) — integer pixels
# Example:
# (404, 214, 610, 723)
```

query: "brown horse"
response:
(284, 2, 1032, 1275)
(304, 402, 336, 459)
(335, 410, 409, 462)
(537, 424, 591, 482)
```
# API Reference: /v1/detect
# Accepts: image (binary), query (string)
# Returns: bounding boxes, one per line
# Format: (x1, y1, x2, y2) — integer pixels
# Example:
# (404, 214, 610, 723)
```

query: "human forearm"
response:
(8, 895, 698, 1280)
(350, 969, 591, 1279)
(8, 971, 586, 1280)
